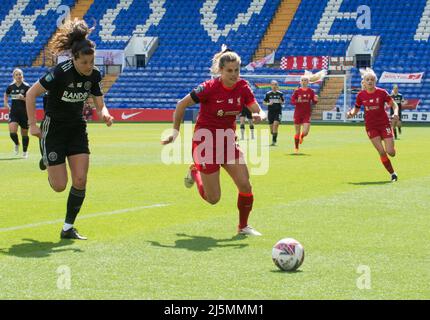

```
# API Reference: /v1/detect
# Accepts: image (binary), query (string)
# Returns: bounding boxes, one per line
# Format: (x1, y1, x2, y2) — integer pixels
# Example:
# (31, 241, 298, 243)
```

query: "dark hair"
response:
(51, 18, 95, 58)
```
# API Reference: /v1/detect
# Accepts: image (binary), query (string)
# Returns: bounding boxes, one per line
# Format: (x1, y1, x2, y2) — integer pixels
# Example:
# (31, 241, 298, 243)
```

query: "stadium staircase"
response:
(253, 0, 301, 61)
(312, 77, 344, 120)
(33, 0, 95, 67)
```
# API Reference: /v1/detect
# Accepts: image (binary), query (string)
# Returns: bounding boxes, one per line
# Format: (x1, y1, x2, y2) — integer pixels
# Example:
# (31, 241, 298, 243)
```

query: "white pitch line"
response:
(0, 204, 170, 233)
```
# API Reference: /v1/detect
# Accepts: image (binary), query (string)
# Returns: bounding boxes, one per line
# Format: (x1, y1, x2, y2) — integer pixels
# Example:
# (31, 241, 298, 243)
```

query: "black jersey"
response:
(39, 59, 103, 121)
(390, 93, 403, 115)
(5, 82, 30, 111)
(264, 91, 284, 112)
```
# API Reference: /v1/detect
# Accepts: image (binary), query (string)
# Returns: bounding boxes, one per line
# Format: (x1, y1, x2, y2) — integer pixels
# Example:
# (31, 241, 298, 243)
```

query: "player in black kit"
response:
(26, 19, 114, 240)
(3, 68, 31, 158)
(239, 105, 254, 140)
(263, 80, 284, 146)
(390, 84, 404, 140)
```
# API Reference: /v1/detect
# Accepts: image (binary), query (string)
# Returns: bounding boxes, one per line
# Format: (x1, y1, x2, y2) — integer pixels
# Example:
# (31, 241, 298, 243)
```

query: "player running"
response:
(239, 104, 254, 140)
(291, 71, 324, 153)
(390, 84, 404, 140)
(347, 68, 399, 182)
(161, 45, 266, 236)
(263, 80, 284, 146)
(26, 19, 114, 240)
(3, 68, 31, 158)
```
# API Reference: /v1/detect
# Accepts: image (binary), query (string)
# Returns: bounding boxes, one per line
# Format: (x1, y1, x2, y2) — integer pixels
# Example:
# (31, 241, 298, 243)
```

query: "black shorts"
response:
(40, 115, 90, 167)
(9, 108, 28, 129)
(240, 107, 252, 120)
(268, 110, 282, 124)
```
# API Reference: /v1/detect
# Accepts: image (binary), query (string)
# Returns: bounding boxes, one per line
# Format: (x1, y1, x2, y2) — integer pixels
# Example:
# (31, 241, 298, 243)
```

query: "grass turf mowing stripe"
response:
(0, 203, 170, 233)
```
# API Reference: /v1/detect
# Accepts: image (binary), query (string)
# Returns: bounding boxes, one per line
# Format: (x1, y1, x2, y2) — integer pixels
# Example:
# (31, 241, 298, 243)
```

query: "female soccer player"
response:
(263, 80, 284, 146)
(26, 19, 114, 240)
(161, 46, 266, 236)
(347, 68, 399, 182)
(239, 105, 254, 140)
(290, 71, 323, 153)
(390, 84, 404, 140)
(4, 68, 31, 158)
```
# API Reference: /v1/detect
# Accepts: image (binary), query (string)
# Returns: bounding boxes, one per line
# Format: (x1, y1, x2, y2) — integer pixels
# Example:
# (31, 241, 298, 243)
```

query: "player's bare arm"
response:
(161, 94, 195, 145)
(92, 95, 114, 126)
(26, 81, 47, 138)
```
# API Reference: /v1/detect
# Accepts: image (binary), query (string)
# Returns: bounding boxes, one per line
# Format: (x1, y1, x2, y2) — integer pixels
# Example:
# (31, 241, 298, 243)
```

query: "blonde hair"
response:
(12, 68, 24, 83)
(210, 44, 241, 75)
(301, 70, 327, 83)
(359, 67, 377, 81)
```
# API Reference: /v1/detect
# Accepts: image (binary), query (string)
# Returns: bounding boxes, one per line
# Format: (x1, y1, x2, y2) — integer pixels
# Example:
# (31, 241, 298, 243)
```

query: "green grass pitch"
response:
(0, 122, 429, 299)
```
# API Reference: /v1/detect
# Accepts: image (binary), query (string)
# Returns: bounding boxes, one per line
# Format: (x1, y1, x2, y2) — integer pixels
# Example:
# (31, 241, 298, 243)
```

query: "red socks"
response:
(191, 169, 206, 200)
(380, 155, 394, 174)
(238, 192, 253, 229)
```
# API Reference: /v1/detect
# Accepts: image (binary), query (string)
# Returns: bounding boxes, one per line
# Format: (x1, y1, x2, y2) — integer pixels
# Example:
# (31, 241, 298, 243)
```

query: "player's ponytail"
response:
(359, 67, 377, 81)
(51, 18, 95, 58)
(301, 70, 327, 83)
(211, 44, 241, 75)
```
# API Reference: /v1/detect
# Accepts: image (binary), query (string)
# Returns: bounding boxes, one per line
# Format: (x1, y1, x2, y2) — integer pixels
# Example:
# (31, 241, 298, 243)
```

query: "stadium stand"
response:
(0, 0, 429, 113)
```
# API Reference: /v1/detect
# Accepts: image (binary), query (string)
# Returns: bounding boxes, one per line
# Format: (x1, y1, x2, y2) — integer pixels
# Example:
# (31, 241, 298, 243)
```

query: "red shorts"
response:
(366, 125, 394, 139)
(192, 128, 244, 174)
(294, 113, 311, 125)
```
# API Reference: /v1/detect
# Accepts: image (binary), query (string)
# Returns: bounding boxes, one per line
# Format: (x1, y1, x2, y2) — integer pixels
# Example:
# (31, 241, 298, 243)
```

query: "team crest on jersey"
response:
(217, 109, 225, 117)
(48, 152, 58, 162)
(84, 81, 92, 91)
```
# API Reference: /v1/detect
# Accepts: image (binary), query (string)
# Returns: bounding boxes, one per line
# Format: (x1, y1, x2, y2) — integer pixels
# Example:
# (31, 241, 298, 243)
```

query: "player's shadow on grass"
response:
(287, 153, 311, 156)
(0, 238, 83, 258)
(148, 233, 249, 252)
(348, 181, 392, 186)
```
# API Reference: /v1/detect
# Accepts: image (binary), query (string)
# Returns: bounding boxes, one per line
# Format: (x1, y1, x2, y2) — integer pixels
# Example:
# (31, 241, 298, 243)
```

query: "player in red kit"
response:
(161, 46, 266, 236)
(290, 71, 321, 153)
(347, 68, 399, 182)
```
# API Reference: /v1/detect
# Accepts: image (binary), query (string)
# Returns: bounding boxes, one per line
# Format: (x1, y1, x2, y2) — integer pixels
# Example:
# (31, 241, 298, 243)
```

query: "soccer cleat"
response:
(184, 164, 196, 188)
(61, 228, 87, 240)
(294, 148, 299, 154)
(39, 158, 47, 170)
(14, 145, 19, 156)
(22, 152, 28, 159)
(238, 225, 262, 236)
(391, 173, 398, 182)
(270, 142, 277, 146)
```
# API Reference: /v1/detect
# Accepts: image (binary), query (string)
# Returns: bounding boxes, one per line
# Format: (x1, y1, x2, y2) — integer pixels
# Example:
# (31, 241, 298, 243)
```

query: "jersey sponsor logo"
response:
(61, 91, 89, 103)
(121, 111, 143, 120)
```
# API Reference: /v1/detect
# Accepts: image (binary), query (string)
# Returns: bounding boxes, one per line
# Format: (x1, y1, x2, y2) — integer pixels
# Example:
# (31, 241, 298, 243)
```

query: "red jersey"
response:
(291, 87, 317, 116)
(355, 87, 392, 128)
(191, 78, 256, 131)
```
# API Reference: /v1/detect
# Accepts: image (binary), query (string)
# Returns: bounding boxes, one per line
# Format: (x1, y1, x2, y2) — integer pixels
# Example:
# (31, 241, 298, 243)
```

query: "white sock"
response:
(63, 223, 73, 231)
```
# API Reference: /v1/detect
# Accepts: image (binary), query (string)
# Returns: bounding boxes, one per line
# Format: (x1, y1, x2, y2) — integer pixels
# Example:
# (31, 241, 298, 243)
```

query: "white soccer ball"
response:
(272, 238, 305, 271)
